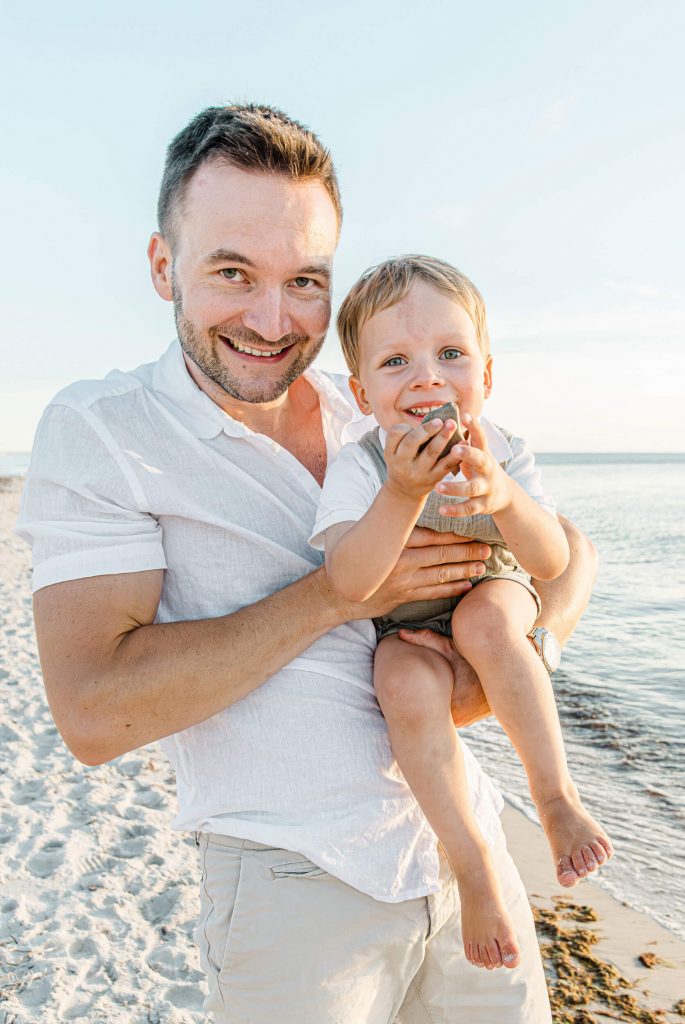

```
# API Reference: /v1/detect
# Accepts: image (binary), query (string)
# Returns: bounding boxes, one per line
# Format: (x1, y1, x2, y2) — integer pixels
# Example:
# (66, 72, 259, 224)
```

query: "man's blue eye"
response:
(294, 277, 312, 288)
(441, 348, 462, 360)
(220, 269, 241, 280)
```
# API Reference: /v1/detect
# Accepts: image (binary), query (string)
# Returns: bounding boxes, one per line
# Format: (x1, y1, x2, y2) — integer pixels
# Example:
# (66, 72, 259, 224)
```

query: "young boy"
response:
(310, 255, 613, 971)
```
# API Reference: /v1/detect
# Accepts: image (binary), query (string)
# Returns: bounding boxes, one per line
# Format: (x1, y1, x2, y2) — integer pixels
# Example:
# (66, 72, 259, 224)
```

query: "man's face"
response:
(156, 161, 339, 406)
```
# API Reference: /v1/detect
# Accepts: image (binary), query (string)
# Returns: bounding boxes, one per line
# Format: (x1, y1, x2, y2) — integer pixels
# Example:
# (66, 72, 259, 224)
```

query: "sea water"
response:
(465, 454, 685, 939)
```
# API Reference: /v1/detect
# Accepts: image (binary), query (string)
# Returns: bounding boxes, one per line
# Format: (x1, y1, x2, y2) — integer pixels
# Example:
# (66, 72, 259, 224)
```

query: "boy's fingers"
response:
(438, 475, 487, 500)
(418, 418, 457, 461)
(385, 423, 413, 456)
(447, 445, 487, 473)
(462, 413, 488, 452)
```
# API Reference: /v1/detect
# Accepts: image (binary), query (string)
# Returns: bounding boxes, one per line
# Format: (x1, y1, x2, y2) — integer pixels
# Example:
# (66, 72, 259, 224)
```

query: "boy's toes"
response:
(582, 844, 599, 873)
(571, 848, 589, 879)
(486, 941, 503, 968)
(467, 942, 481, 968)
(590, 840, 607, 865)
(557, 854, 580, 887)
(500, 940, 521, 969)
(481, 946, 495, 971)
(599, 835, 615, 860)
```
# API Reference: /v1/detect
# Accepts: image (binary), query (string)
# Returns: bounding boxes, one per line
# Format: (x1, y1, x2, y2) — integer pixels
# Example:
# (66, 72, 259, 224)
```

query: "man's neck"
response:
(182, 352, 313, 439)
(227, 377, 318, 443)
(183, 353, 327, 482)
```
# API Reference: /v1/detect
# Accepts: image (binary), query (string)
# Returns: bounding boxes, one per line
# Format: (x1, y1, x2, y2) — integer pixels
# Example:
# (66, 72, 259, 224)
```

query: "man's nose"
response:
(241, 289, 292, 342)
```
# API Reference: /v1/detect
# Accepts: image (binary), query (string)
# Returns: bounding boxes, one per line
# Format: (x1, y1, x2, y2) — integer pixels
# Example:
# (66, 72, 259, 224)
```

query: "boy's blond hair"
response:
(337, 255, 490, 375)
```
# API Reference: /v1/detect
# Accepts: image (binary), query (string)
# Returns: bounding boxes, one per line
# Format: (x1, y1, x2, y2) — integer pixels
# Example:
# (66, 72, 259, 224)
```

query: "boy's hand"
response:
(383, 417, 463, 503)
(435, 414, 514, 517)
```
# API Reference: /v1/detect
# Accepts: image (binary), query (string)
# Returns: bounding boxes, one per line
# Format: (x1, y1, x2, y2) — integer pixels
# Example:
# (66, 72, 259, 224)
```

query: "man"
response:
(18, 105, 596, 1023)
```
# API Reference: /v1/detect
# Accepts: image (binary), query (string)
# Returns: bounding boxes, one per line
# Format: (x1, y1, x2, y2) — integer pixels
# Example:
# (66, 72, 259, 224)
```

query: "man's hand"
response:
(435, 414, 514, 517)
(383, 417, 463, 503)
(398, 627, 491, 727)
(344, 526, 491, 620)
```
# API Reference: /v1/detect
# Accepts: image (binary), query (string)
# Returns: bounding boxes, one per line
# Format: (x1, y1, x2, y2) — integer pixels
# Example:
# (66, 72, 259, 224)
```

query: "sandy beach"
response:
(1, 474, 683, 1023)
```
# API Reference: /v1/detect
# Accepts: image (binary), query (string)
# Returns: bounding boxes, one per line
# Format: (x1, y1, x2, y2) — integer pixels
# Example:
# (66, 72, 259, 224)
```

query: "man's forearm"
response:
(36, 567, 349, 765)
(533, 515, 598, 645)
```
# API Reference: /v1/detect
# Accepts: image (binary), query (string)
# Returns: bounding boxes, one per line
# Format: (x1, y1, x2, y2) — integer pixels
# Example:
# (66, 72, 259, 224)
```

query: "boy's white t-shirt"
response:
(310, 415, 556, 551)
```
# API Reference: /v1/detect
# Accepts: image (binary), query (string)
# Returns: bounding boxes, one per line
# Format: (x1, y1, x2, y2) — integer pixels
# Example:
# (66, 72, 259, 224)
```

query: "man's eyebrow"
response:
(201, 249, 256, 267)
(298, 263, 332, 280)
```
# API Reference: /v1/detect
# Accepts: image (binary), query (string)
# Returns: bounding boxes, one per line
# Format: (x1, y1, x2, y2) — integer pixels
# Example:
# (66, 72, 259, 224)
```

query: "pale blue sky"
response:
(1, 1, 683, 451)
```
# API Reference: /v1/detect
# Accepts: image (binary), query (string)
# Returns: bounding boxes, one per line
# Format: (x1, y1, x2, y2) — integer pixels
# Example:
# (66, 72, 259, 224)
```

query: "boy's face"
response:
(349, 279, 493, 433)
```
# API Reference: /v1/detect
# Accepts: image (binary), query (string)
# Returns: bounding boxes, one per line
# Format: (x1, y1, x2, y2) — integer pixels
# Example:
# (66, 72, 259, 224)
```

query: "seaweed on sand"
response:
(534, 897, 669, 1024)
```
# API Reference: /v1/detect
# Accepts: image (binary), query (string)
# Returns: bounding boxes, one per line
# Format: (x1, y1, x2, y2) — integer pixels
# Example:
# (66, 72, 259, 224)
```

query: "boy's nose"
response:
(409, 360, 445, 389)
(241, 288, 292, 341)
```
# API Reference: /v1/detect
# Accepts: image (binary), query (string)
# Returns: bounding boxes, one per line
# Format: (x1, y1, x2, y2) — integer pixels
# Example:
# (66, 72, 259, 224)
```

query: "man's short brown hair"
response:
(337, 255, 490, 376)
(158, 104, 342, 247)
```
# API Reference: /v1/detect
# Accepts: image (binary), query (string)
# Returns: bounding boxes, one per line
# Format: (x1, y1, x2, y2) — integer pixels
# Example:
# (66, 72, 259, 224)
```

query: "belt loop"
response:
(194, 830, 200, 848)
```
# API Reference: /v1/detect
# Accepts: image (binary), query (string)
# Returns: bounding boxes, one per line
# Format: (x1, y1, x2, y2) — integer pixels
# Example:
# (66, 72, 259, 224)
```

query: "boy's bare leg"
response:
(374, 635, 520, 969)
(451, 580, 613, 887)
(399, 517, 599, 727)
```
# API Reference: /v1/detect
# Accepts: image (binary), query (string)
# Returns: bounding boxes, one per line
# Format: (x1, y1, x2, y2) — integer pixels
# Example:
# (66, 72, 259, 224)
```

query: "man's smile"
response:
(219, 335, 296, 362)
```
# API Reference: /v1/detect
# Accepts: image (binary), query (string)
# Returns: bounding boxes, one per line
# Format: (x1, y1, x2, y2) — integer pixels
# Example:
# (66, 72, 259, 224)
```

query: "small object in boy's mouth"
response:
(419, 402, 467, 458)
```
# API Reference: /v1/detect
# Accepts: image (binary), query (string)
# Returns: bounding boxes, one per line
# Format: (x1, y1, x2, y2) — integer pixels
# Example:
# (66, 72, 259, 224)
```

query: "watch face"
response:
(542, 632, 562, 672)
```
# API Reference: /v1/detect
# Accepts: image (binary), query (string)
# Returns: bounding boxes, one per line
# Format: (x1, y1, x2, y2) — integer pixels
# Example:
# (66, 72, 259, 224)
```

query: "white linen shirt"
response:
(310, 418, 556, 550)
(16, 340, 503, 902)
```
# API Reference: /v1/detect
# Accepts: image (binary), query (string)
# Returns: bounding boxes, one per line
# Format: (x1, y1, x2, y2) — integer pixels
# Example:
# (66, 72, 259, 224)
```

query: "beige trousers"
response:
(195, 830, 551, 1024)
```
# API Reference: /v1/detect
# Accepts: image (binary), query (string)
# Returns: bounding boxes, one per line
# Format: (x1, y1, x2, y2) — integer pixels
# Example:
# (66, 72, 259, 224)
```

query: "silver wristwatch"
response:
(527, 626, 561, 674)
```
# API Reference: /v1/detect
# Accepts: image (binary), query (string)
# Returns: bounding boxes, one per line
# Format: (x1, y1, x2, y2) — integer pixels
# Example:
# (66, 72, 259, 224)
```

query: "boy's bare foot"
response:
(535, 788, 614, 887)
(455, 861, 521, 970)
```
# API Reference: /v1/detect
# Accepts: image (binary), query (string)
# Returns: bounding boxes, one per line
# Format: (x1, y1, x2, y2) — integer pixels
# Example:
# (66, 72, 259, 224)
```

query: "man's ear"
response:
(483, 354, 493, 399)
(148, 233, 174, 301)
(349, 375, 372, 415)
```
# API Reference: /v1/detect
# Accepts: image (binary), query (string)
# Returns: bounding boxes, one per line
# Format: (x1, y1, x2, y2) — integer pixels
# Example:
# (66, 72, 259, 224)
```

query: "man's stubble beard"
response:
(172, 282, 325, 404)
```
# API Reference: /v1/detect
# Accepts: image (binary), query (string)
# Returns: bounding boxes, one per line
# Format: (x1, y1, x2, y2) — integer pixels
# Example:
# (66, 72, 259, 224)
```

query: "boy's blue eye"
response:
(384, 356, 406, 367)
(441, 348, 462, 360)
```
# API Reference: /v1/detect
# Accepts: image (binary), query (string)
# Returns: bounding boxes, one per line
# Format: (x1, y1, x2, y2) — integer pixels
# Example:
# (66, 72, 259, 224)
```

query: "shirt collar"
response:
(151, 339, 367, 442)
(378, 415, 513, 463)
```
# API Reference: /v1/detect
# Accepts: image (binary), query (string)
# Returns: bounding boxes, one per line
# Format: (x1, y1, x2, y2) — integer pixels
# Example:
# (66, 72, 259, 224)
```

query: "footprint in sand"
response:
(57, 997, 96, 1020)
(13, 778, 46, 805)
(68, 937, 100, 959)
(28, 838, 66, 878)
(142, 887, 180, 925)
(147, 944, 203, 982)
(164, 985, 205, 1011)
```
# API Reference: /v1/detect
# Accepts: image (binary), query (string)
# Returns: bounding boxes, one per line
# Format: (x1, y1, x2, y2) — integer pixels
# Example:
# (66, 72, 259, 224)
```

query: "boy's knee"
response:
(453, 599, 519, 660)
(375, 650, 448, 722)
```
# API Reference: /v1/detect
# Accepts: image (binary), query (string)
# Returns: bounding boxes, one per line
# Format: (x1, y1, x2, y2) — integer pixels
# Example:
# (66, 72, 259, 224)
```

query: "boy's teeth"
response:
(409, 406, 441, 415)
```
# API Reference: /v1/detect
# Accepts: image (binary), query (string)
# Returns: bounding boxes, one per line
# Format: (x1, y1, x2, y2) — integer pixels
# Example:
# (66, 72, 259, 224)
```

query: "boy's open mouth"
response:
(403, 403, 453, 420)
(219, 335, 295, 362)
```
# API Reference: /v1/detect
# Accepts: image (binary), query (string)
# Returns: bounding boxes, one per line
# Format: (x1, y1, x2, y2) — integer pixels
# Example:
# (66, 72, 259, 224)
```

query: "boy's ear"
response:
(483, 355, 493, 399)
(349, 375, 373, 415)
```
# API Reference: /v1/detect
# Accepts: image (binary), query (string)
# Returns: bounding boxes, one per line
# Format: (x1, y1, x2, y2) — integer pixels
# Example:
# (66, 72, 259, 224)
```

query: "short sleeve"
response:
(15, 404, 167, 592)
(309, 443, 381, 550)
(505, 435, 557, 517)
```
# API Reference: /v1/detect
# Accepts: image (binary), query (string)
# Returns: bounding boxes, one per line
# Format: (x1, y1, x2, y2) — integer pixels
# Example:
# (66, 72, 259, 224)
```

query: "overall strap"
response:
(357, 428, 388, 485)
